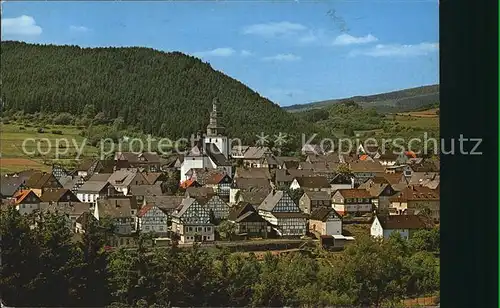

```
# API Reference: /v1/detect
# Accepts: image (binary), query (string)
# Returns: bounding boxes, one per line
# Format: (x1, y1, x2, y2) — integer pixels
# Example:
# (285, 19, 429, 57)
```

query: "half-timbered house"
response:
(258, 190, 308, 237)
(171, 197, 215, 243)
(137, 205, 169, 235)
(228, 202, 270, 238)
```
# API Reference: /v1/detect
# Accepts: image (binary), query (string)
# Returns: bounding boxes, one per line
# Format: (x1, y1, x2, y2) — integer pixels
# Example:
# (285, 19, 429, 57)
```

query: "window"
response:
(206, 227, 211, 232)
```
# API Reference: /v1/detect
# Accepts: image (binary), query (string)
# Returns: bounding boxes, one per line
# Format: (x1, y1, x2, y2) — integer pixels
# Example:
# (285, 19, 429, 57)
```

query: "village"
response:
(0, 99, 440, 252)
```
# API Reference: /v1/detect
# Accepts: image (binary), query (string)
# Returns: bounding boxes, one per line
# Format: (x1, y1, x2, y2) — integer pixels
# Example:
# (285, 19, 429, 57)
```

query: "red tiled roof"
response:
(137, 204, 153, 217)
(13, 189, 37, 204)
(336, 189, 372, 199)
(180, 179, 198, 189)
(359, 154, 370, 161)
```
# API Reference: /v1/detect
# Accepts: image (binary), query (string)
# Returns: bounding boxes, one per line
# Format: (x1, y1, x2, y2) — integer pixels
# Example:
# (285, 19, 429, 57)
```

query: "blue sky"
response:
(1, 1, 439, 107)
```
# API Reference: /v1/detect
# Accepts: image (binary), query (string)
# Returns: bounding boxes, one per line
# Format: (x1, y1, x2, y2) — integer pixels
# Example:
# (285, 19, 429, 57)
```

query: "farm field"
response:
(397, 108, 439, 118)
(0, 123, 98, 174)
(386, 114, 439, 129)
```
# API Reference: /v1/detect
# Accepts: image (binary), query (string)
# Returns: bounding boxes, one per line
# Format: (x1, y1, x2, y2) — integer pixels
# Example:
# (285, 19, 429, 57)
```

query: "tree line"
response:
(0, 207, 439, 307)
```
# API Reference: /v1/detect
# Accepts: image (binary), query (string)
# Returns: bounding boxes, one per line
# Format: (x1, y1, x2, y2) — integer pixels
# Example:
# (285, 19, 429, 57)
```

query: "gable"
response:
(19, 191, 41, 204)
(180, 200, 211, 224)
(272, 193, 300, 213)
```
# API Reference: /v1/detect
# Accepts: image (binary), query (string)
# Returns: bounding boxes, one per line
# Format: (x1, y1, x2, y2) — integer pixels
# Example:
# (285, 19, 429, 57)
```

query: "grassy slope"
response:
(285, 85, 440, 113)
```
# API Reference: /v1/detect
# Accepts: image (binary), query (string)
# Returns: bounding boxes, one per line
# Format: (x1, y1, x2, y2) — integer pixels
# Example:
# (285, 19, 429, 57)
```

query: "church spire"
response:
(206, 97, 224, 137)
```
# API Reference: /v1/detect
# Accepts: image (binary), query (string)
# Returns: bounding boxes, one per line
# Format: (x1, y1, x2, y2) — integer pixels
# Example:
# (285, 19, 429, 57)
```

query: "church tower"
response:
(204, 97, 229, 158)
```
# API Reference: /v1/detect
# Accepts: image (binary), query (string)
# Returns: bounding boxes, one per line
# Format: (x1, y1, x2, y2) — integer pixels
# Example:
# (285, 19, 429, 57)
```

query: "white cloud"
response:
(262, 53, 301, 62)
(70, 25, 90, 33)
(240, 50, 253, 57)
(1, 15, 42, 36)
(333, 34, 378, 46)
(350, 42, 439, 57)
(243, 21, 307, 37)
(193, 47, 236, 58)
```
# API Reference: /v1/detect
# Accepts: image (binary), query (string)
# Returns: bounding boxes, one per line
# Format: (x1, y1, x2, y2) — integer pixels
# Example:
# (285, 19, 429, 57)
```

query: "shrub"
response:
(25, 123, 32, 127)
(53, 112, 74, 125)
(37, 128, 45, 133)
(3, 120, 10, 124)
(52, 130, 63, 135)
(19, 126, 25, 130)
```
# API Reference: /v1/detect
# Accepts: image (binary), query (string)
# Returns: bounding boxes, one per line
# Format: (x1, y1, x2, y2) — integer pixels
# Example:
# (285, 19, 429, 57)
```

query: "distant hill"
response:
(0, 41, 322, 145)
(285, 85, 440, 114)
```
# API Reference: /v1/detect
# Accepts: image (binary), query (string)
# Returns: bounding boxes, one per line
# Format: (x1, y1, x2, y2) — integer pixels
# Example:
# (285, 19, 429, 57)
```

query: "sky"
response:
(1, 0, 439, 107)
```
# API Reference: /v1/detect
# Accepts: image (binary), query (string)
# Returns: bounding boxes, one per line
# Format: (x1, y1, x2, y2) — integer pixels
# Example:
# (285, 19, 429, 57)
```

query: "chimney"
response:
(351, 177, 355, 188)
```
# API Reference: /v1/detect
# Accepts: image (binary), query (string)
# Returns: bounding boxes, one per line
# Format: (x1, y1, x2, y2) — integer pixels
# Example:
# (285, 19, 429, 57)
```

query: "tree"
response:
(52, 112, 74, 125)
(217, 220, 236, 241)
(336, 163, 352, 174)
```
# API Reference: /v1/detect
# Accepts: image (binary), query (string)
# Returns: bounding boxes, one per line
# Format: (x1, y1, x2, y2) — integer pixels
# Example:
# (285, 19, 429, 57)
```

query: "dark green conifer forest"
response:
(1, 41, 322, 144)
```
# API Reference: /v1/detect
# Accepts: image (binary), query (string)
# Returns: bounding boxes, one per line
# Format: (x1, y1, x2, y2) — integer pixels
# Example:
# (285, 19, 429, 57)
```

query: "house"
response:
(94, 196, 137, 234)
(184, 167, 227, 185)
(25, 172, 62, 196)
(298, 191, 332, 214)
(408, 172, 440, 186)
(39, 202, 90, 231)
(204, 172, 232, 198)
(114, 151, 162, 172)
(143, 195, 184, 215)
(349, 161, 385, 185)
(108, 169, 149, 195)
(75, 211, 98, 234)
(275, 169, 313, 187)
(259, 155, 279, 169)
(76, 180, 119, 204)
(275, 156, 300, 169)
(0, 176, 28, 200)
(200, 194, 230, 220)
(329, 173, 355, 192)
(376, 153, 398, 166)
(142, 172, 168, 185)
(231, 145, 250, 159)
(358, 154, 375, 162)
(389, 185, 440, 221)
(358, 177, 397, 213)
(40, 188, 81, 205)
(185, 187, 217, 199)
(308, 206, 342, 236)
(137, 205, 169, 235)
(258, 190, 308, 237)
(180, 179, 201, 189)
(51, 164, 68, 181)
(242, 146, 272, 168)
(332, 189, 373, 216)
(290, 176, 331, 193)
(234, 167, 272, 180)
(171, 197, 215, 243)
(58, 175, 85, 194)
(236, 188, 271, 209)
(179, 98, 232, 182)
(10, 190, 41, 215)
(370, 214, 434, 240)
(227, 202, 270, 238)
(229, 178, 272, 204)
(128, 183, 163, 204)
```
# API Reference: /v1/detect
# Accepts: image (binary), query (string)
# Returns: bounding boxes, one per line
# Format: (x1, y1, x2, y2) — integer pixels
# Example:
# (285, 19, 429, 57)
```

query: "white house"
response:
(179, 98, 232, 182)
(370, 214, 433, 240)
(332, 189, 373, 216)
(308, 206, 342, 236)
(77, 181, 117, 204)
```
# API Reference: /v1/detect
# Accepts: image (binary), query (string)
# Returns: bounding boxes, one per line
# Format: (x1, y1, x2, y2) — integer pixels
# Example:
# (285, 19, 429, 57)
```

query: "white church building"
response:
(179, 98, 232, 183)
